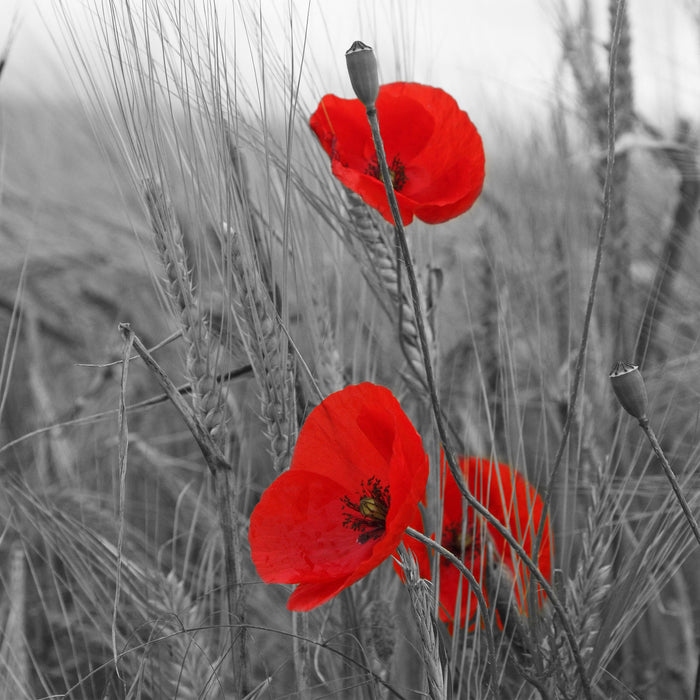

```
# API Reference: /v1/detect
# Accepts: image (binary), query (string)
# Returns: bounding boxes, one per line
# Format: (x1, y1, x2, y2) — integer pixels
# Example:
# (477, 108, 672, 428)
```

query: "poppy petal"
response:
(401, 456, 552, 632)
(249, 470, 374, 584)
(465, 458, 553, 590)
(310, 82, 485, 225)
(288, 383, 422, 489)
(249, 383, 429, 611)
(287, 578, 354, 612)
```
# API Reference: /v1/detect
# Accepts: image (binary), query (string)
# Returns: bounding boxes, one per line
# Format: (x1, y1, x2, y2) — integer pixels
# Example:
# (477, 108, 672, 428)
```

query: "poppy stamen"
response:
(342, 476, 391, 544)
(365, 154, 407, 192)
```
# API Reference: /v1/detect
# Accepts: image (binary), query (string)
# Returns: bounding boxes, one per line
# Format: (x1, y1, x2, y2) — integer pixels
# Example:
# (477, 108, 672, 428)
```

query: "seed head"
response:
(610, 361, 648, 421)
(346, 41, 379, 109)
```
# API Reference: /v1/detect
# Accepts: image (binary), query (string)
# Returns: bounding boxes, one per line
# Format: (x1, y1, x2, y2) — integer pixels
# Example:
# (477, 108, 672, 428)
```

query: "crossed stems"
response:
(363, 106, 592, 699)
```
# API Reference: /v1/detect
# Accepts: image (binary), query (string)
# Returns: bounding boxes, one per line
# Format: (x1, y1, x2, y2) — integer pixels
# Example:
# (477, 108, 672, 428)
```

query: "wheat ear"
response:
(226, 226, 296, 471)
(556, 464, 613, 697)
(143, 182, 247, 695)
(144, 180, 225, 440)
(397, 548, 447, 700)
(308, 279, 345, 397)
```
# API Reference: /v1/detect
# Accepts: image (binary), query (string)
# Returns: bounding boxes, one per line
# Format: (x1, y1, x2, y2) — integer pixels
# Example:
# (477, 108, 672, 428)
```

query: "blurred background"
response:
(2, 0, 700, 135)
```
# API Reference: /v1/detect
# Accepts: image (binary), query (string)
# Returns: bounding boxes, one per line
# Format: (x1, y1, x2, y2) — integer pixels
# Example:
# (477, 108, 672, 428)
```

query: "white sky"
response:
(1, 0, 699, 137)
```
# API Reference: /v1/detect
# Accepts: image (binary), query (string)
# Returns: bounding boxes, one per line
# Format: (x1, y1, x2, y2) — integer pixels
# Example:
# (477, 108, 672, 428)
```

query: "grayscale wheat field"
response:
(1, 1, 700, 698)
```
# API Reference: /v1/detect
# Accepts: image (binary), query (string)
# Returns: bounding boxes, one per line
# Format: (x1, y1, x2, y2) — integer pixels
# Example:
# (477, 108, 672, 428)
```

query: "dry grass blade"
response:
(119, 324, 228, 473)
(0, 542, 29, 699)
(113, 323, 134, 679)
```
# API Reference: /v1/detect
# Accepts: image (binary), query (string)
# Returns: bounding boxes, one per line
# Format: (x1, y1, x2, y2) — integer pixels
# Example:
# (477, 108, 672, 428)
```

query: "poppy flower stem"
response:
(405, 528, 501, 698)
(638, 417, 700, 547)
(363, 106, 447, 447)
(363, 107, 592, 700)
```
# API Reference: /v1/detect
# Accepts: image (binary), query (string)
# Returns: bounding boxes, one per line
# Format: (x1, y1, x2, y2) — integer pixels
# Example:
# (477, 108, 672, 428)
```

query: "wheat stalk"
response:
(604, 0, 634, 356)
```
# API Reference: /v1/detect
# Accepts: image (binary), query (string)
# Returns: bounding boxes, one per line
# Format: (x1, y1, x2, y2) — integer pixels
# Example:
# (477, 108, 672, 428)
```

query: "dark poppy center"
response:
(341, 476, 391, 544)
(365, 154, 408, 192)
(443, 521, 476, 559)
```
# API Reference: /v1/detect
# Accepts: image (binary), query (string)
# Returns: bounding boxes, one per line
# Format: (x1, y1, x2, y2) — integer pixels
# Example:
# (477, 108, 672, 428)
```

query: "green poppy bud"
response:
(346, 41, 379, 109)
(610, 361, 648, 421)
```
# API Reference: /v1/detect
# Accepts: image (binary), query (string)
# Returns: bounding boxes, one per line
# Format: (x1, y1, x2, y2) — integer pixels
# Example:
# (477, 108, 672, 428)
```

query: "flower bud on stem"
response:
(610, 362, 700, 547)
(345, 41, 379, 109)
(609, 361, 648, 420)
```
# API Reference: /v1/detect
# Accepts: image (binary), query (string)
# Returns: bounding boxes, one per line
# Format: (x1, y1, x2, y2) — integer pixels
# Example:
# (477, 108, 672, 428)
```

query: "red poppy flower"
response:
(249, 382, 429, 612)
(403, 457, 552, 631)
(309, 82, 485, 225)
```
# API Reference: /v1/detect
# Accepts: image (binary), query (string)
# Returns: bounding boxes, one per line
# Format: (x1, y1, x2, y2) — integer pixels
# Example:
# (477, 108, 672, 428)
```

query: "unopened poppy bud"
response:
(610, 361, 648, 421)
(346, 41, 379, 109)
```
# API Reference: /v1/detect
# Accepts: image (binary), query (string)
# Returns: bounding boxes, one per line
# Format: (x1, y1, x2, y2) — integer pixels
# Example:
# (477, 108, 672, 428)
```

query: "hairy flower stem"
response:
(364, 99, 592, 700)
(638, 418, 700, 547)
(406, 527, 500, 699)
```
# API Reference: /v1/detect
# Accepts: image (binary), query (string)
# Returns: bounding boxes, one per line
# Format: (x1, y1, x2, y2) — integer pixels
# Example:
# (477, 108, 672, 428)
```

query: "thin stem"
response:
(113, 328, 133, 678)
(364, 96, 592, 700)
(118, 324, 245, 691)
(533, 0, 627, 561)
(292, 612, 311, 696)
(214, 465, 248, 698)
(118, 323, 229, 472)
(638, 417, 700, 547)
(406, 527, 500, 700)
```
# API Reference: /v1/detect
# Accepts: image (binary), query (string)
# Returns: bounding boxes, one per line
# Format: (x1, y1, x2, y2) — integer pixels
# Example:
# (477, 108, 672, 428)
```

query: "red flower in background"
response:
(249, 383, 429, 612)
(404, 457, 552, 631)
(309, 82, 485, 226)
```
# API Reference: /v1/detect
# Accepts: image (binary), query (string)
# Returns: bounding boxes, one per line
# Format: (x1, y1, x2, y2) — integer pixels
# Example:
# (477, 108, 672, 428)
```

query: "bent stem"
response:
(364, 101, 592, 700)
(406, 527, 500, 699)
(118, 324, 246, 694)
(638, 418, 700, 547)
